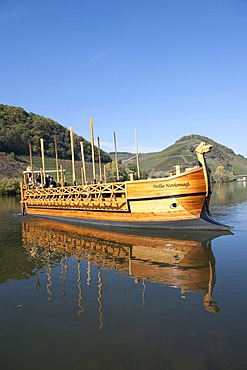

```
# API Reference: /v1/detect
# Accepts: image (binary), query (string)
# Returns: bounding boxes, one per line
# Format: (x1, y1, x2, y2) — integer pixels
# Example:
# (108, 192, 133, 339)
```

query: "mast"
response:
(104, 164, 107, 183)
(90, 118, 96, 182)
(70, 126, 76, 185)
(28, 141, 34, 185)
(135, 128, 140, 179)
(54, 134, 60, 183)
(60, 165, 64, 187)
(40, 138, 46, 184)
(80, 141, 87, 184)
(97, 136, 102, 183)
(40, 167, 43, 187)
(113, 131, 119, 181)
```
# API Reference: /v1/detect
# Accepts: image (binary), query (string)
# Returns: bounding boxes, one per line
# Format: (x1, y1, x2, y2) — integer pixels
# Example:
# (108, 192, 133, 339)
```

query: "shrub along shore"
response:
(0, 178, 21, 195)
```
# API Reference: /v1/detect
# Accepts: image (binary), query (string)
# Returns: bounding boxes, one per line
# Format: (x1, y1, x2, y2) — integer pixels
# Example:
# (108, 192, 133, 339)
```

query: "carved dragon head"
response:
(195, 142, 212, 155)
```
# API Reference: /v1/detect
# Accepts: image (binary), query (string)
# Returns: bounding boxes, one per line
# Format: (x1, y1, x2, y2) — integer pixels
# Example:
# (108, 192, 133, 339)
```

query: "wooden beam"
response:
(70, 126, 76, 185)
(54, 134, 60, 183)
(97, 136, 102, 183)
(80, 141, 87, 184)
(29, 141, 34, 185)
(90, 118, 96, 182)
(40, 138, 46, 184)
(104, 164, 107, 183)
(113, 131, 119, 181)
(135, 128, 140, 179)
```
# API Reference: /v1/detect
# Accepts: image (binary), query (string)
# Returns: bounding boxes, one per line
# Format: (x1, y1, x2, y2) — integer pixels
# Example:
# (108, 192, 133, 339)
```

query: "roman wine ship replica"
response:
(20, 120, 230, 230)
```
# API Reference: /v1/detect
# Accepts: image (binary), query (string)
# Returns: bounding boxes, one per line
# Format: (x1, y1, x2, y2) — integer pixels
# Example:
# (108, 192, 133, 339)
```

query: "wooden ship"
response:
(20, 120, 230, 230)
(22, 218, 225, 314)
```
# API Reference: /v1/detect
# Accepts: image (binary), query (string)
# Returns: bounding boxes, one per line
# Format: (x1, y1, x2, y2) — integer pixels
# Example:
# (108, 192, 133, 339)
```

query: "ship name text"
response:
(153, 182, 190, 189)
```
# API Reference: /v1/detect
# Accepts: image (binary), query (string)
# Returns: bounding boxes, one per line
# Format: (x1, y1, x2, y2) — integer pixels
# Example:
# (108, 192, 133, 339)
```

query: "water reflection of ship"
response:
(22, 218, 230, 327)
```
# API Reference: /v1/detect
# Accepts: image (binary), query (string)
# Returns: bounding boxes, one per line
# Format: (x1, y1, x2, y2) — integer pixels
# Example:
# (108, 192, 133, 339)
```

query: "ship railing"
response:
(22, 181, 128, 211)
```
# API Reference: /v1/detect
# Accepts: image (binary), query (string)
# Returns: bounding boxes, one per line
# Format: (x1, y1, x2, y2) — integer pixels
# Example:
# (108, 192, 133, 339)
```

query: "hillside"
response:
(0, 104, 111, 163)
(116, 134, 247, 177)
(1, 104, 247, 182)
(0, 152, 105, 182)
(0, 152, 28, 179)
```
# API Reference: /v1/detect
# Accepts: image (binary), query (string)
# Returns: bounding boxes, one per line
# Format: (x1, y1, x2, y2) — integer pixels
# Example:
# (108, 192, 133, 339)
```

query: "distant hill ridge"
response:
(1, 104, 247, 179)
(115, 134, 247, 177)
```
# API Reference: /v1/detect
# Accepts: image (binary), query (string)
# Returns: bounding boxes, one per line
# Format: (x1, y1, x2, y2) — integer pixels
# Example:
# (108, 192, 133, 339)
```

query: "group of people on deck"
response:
(39, 174, 57, 188)
(27, 173, 61, 188)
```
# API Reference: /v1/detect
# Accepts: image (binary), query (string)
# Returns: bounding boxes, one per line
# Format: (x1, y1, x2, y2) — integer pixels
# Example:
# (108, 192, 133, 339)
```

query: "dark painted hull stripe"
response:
(25, 213, 231, 231)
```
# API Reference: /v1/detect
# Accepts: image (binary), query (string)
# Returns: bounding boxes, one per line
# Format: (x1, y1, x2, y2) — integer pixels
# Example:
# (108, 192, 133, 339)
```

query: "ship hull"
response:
(21, 166, 230, 231)
(23, 212, 229, 230)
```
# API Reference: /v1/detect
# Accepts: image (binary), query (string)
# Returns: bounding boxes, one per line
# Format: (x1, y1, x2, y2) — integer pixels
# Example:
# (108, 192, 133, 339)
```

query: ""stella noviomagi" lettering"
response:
(153, 182, 190, 189)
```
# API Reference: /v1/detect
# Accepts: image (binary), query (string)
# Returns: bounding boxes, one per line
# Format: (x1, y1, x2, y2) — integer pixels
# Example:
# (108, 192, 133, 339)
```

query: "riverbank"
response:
(0, 178, 21, 195)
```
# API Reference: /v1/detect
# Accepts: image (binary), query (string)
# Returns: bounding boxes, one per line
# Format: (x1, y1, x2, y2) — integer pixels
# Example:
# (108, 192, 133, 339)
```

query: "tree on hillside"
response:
(0, 104, 112, 163)
(105, 161, 129, 182)
(213, 165, 235, 183)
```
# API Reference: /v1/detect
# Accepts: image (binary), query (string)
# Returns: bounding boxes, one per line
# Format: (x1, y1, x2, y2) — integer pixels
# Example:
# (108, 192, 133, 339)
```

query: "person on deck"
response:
(49, 177, 56, 187)
(36, 173, 41, 184)
(44, 175, 50, 188)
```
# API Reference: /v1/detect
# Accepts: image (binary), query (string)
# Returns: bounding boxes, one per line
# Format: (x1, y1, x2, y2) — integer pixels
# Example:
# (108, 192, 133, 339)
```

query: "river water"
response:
(0, 182, 247, 370)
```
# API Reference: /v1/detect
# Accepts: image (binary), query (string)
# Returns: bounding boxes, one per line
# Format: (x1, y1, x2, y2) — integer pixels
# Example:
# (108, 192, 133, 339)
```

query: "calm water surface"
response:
(1, 182, 247, 370)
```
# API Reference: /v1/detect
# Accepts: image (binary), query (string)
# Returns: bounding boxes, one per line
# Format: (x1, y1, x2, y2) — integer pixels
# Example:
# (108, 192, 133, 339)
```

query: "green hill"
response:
(0, 104, 111, 163)
(1, 104, 247, 187)
(117, 134, 247, 178)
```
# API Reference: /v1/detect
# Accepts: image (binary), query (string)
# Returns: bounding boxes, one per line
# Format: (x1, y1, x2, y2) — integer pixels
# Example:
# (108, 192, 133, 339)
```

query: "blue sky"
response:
(1, 0, 247, 155)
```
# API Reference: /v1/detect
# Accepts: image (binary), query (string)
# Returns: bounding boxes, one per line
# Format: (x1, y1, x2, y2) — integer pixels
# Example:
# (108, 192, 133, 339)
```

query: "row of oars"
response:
(29, 118, 141, 186)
